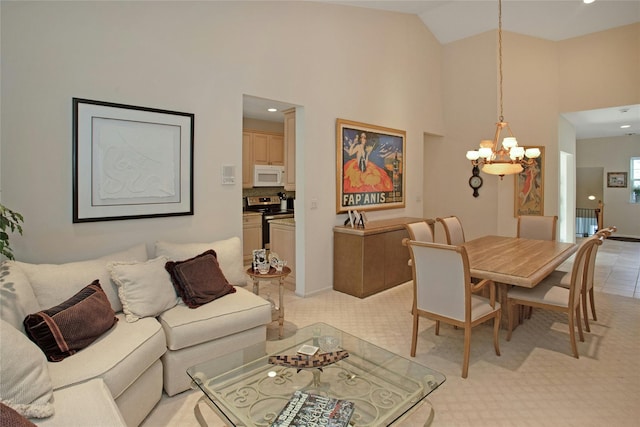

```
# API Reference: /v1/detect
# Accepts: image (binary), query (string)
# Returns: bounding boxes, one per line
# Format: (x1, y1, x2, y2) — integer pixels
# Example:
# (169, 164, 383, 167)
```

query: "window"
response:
(631, 157, 640, 203)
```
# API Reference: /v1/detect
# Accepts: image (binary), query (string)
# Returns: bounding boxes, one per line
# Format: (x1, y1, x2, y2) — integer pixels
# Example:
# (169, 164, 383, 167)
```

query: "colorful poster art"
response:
(514, 146, 545, 217)
(336, 119, 406, 213)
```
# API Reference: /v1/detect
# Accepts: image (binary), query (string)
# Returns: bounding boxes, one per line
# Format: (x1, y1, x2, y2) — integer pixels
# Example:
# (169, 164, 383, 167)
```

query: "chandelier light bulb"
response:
(525, 148, 541, 158)
(466, 151, 481, 160)
(502, 137, 517, 149)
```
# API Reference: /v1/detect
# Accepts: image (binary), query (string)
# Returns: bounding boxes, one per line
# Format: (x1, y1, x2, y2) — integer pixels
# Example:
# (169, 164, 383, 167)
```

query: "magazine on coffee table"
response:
(270, 390, 355, 427)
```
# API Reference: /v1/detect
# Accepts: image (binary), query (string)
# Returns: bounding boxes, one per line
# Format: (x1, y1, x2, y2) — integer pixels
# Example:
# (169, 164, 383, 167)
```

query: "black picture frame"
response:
(73, 98, 194, 222)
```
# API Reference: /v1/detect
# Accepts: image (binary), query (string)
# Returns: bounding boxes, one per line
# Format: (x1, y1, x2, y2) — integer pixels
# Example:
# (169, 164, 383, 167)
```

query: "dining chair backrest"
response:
(568, 235, 602, 309)
(583, 234, 605, 293)
(436, 216, 465, 245)
(408, 240, 470, 321)
(405, 221, 434, 243)
(517, 215, 558, 241)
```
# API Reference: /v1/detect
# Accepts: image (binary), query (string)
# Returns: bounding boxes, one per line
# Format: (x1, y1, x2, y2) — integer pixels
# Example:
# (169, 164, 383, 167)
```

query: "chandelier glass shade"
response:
(465, 0, 540, 179)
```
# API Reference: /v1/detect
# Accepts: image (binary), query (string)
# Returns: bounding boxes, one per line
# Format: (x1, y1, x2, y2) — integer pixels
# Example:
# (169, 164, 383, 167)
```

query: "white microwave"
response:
(254, 165, 285, 187)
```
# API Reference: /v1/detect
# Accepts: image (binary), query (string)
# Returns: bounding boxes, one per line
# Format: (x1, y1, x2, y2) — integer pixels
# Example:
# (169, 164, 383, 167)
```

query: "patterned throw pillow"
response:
(165, 250, 236, 308)
(23, 280, 117, 362)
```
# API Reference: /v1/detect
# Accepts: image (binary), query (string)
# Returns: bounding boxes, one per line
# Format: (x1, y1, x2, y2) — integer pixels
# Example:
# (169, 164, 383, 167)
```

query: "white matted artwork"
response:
(73, 98, 194, 222)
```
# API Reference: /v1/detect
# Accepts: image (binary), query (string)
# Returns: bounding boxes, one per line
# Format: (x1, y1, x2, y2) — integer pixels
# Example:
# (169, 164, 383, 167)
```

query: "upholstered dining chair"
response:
(517, 215, 558, 241)
(404, 221, 435, 314)
(550, 226, 616, 332)
(506, 235, 602, 358)
(436, 216, 465, 245)
(404, 239, 501, 378)
(405, 220, 434, 243)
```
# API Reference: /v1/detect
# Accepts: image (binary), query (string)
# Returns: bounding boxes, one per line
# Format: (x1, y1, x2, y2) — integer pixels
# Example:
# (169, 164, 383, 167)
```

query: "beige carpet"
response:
(142, 281, 640, 426)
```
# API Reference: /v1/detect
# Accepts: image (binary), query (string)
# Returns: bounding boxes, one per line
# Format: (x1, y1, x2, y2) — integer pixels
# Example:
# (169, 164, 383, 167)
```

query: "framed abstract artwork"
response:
(73, 98, 194, 222)
(336, 119, 406, 213)
(514, 146, 545, 217)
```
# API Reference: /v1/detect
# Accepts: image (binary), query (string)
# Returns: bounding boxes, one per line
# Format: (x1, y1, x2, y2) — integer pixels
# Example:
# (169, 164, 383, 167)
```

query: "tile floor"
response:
(142, 238, 640, 426)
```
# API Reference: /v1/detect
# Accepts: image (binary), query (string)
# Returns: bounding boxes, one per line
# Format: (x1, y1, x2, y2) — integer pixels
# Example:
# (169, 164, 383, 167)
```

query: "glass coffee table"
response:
(187, 322, 445, 426)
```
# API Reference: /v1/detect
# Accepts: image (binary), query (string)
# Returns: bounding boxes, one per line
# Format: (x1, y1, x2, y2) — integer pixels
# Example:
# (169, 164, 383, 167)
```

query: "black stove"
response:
(245, 196, 294, 249)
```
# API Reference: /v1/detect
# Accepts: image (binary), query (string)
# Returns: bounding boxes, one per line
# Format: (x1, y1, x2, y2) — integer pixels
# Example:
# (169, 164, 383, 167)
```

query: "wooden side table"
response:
(246, 266, 291, 339)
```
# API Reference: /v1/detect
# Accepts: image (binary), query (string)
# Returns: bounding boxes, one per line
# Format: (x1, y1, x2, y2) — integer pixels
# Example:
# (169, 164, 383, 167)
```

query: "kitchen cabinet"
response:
(252, 132, 284, 166)
(269, 218, 295, 289)
(242, 212, 262, 265)
(243, 130, 284, 188)
(333, 217, 429, 298)
(283, 108, 296, 191)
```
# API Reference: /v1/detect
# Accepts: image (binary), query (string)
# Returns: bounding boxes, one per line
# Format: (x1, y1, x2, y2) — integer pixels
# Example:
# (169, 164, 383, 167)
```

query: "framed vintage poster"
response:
(73, 98, 194, 223)
(606, 172, 627, 188)
(514, 146, 545, 217)
(336, 119, 406, 213)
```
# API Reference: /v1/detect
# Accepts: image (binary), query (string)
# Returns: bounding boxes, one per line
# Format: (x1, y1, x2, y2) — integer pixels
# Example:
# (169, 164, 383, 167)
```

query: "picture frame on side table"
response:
(514, 146, 545, 217)
(73, 98, 194, 223)
(336, 119, 406, 213)
(607, 172, 627, 188)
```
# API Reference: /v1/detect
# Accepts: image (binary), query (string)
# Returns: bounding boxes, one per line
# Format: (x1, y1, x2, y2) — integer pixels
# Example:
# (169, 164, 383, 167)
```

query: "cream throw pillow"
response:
(108, 257, 179, 322)
(0, 319, 54, 419)
(15, 244, 148, 313)
(155, 236, 246, 286)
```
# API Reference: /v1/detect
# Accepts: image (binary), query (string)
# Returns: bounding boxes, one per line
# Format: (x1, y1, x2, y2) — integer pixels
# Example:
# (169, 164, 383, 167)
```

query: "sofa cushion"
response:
(46, 313, 166, 400)
(0, 319, 54, 419)
(165, 250, 236, 308)
(0, 262, 42, 333)
(24, 281, 117, 362)
(155, 237, 247, 286)
(158, 286, 271, 351)
(15, 244, 148, 313)
(108, 257, 179, 322)
(33, 379, 126, 427)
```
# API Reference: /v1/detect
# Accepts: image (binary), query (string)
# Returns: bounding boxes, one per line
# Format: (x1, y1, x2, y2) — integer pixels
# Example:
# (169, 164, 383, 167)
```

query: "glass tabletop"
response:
(187, 322, 446, 426)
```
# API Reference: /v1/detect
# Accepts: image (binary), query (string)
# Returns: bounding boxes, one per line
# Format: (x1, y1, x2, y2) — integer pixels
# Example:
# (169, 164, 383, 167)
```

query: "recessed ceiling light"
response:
(267, 108, 278, 112)
(620, 125, 631, 129)
(583, 0, 595, 4)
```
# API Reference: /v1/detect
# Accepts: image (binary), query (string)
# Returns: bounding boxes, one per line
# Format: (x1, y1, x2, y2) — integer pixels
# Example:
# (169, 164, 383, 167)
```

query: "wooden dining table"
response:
(462, 235, 578, 328)
(462, 235, 578, 288)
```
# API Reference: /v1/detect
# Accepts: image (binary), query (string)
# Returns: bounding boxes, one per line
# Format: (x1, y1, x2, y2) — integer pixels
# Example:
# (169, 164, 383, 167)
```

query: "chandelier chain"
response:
(498, 0, 503, 122)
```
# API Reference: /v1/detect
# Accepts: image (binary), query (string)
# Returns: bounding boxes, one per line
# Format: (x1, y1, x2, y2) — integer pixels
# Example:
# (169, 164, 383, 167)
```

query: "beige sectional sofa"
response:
(0, 237, 271, 426)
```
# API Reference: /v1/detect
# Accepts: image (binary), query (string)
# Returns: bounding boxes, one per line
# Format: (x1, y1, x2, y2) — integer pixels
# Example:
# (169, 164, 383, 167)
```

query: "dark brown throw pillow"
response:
(165, 249, 236, 308)
(0, 402, 37, 427)
(23, 280, 117, 362)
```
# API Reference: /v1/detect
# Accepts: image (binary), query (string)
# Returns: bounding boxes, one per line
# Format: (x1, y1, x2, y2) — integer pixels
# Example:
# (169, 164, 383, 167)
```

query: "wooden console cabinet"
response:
(333, 217, 431, 298)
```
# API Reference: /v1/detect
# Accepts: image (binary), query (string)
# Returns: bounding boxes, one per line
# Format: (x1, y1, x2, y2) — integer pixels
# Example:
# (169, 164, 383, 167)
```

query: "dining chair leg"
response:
(435, 320, 440, 336)
(410, 313, 419, 357)
(582, 291, 591, 333)
(462, 327, 471, 379)
(568, 312, 579, 359)
(589, 288, 597, 321)
(576, 305, 584, 342)
(506, 300, 514, 342)
(493, 311, 501, 356)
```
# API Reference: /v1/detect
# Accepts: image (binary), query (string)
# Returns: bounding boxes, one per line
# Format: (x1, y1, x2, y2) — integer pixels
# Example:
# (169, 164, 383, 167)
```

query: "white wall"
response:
(576, 135, 640, 238)
(0, 1, 443, 295)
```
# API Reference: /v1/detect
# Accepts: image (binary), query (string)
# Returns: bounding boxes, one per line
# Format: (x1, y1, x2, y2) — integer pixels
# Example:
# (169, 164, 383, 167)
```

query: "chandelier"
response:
(465, 0, 540, 179)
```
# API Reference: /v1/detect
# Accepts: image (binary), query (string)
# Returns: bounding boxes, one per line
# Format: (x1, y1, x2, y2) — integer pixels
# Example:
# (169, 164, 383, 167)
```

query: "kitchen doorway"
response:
(242, 95, 305, 295)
